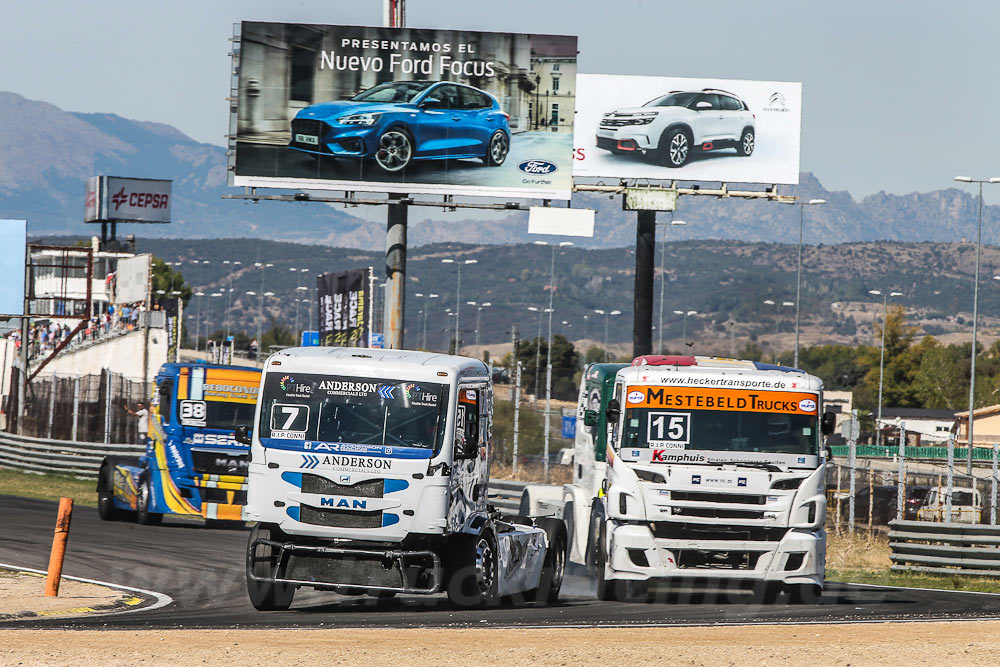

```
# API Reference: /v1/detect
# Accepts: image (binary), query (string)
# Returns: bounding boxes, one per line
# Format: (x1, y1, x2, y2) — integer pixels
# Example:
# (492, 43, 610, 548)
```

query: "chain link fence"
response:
(4, 367, 146, 443)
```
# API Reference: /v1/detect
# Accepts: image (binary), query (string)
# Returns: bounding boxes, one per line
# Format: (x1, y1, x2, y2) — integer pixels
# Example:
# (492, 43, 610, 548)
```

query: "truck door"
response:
(447, 383, 489, 532)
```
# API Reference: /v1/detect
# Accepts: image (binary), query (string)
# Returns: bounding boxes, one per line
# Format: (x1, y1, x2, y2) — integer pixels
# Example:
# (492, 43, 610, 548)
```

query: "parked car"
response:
(289, 80, 510, 173)
(595, 89, 755, 167)
(839, 484, 932, 525)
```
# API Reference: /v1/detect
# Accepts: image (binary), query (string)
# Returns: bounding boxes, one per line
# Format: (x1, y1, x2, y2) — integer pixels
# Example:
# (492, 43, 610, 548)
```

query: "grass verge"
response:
(0, 468, 97, 507)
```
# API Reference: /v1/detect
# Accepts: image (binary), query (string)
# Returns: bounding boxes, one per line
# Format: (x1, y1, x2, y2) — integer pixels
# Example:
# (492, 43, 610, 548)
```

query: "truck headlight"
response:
(340, 112, 381, 126)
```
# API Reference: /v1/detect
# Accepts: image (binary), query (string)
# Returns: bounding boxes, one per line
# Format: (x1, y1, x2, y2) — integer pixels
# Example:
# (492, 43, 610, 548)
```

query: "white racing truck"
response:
(523, 355, 834, 602)
(238, 347, 567, 610)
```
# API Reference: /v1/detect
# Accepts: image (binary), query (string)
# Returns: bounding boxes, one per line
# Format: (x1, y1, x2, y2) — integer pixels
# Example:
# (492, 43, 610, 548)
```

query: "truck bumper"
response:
(247, 539, 442, 594)
(606, 522, 825, 586)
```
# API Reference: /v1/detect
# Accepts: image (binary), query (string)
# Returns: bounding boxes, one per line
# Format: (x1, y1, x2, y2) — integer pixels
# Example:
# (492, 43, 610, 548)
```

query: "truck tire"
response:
(594, 518, 646, 602)
(787, 583, 822, 604)
(246, 523, 295, 611)
(136, 475, 162, 526)
(446, 529, 499, 608)
(97, 463, 120, 521)
(527, 517, 567, 605)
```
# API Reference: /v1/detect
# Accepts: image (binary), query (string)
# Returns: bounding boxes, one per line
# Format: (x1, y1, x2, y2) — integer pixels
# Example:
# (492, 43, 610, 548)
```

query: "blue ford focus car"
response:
(289, 80, 511, 173)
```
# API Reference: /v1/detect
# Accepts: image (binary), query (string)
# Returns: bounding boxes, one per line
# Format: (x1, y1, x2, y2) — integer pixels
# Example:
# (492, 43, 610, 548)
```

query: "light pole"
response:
(954, 176, 1000, 473)
(290, 268, 309, 337)
(673, 309, 698, 349)
(208, 292, 222, 348)
(594, 309, 621, 361)
(535, 240, 572, 478)
(441, 258, 477, 354)
(657, 218, 687, 354)
(193, 291, 205, 349)
(583, 314, 588, 341)
(414, 293, 439, 350)
(869, 289, 903, 448)
(190, 259, 210, 351)
(528, 306, 544, 399)
(787, 199, 826, 367)
(221, 260, 241, 340)
(469, 301, 491, 359)
(253, 262, 273, 347)
(763, 300, 793, 362)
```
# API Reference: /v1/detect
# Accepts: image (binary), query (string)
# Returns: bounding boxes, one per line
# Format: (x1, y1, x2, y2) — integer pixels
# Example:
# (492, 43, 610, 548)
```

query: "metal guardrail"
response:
(889, 519, 1000, 577)
(488, 478, 528, 515)
(831, 444, 996, 461)
(0, 431, 143, 478)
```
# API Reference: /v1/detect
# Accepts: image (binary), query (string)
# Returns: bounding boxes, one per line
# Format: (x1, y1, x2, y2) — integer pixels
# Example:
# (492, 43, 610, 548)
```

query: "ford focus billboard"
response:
(231, 22, 577, 200)
(573, 74, 802, 185)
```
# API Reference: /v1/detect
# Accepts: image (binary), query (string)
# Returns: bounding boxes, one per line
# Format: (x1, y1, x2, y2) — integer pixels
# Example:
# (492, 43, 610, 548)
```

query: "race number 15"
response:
(648, 411, 690, 448)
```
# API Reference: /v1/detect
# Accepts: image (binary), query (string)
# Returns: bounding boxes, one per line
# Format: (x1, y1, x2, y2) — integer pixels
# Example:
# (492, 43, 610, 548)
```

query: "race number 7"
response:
(648, 411, 690, 445)
(270, 403, 309, 432)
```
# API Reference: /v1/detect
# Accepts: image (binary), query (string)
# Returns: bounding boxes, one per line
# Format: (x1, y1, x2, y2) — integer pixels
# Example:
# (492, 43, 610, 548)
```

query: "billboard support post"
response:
(384, 196, 408, 349)
(633, 210, 656, 358)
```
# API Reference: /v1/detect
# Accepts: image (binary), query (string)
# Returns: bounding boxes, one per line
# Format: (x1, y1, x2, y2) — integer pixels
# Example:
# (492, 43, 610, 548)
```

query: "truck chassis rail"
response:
(248, 538, 442, 594)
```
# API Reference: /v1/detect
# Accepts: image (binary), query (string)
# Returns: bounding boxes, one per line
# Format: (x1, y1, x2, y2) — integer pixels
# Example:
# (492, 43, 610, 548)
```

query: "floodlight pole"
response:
(382, 5, 407, 350)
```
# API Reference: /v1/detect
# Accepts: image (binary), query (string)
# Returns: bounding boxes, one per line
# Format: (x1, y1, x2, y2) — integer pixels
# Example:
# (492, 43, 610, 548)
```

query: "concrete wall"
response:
(35, 329, 167, 383)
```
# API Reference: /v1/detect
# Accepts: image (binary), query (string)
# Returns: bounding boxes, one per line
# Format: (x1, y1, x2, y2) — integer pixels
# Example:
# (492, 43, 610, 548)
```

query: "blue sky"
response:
(1, 1, 999, 201)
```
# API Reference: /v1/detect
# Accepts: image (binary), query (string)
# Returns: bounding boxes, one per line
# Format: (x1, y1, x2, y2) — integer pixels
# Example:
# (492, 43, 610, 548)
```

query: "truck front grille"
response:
(672, 507, 764, 520)
(672, 491, 766, 505)
(191, 450, 248, 476)
(300, 504, 382, 529)
(676, 549, 766, 571)
(651, 523, 789, 542)
(301, 474, 384, 498)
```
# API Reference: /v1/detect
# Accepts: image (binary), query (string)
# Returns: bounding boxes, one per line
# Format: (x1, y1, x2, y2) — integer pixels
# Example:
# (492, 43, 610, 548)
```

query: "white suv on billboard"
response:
(596, 89, 755, 168)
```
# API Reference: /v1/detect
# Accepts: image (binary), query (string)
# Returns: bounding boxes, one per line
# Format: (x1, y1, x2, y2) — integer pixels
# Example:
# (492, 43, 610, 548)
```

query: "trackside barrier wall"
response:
(889, 519, 1000, 578)
(0, 432, 142, 478)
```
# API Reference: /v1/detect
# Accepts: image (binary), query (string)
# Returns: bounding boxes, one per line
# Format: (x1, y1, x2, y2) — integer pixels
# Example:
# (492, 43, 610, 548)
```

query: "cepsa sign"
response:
(625, 386, 818, 415)
(84, 176, 172, 224)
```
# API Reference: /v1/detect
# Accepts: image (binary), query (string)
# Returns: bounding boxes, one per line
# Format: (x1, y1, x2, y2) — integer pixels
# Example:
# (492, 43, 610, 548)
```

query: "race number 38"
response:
(179, 400, 207, 426)
(648, 411, 690, 449)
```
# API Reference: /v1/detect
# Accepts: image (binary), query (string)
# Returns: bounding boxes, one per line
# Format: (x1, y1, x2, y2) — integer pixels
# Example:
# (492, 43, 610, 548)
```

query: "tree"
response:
(151, 257, 192, 305)
(737, 341, 763, 362)
(515, 334, 581, 400)
(911, 339, 969, 409)
(855, 305, 920, 410)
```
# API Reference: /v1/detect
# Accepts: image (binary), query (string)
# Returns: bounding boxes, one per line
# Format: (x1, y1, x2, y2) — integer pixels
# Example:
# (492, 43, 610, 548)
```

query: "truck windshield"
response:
(257, 373, 448, 452)
(623, 407, 819, 456)
(204, 401, 257, 431)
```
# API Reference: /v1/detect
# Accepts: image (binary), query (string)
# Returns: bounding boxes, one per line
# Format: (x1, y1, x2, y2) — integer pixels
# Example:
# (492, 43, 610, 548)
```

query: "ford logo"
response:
(518, 160, 558, 175)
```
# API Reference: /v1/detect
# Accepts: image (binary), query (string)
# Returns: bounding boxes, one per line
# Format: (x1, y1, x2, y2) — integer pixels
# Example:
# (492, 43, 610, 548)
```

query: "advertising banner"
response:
(317, 269, 369, 347)
(0, 220, 26, 316)
(231, 21, 577, 199)
(115, 254, 151, 304)
(162, 298, 181, 363)
(573, 74, 801, 185)
(84, 176, 172, 223)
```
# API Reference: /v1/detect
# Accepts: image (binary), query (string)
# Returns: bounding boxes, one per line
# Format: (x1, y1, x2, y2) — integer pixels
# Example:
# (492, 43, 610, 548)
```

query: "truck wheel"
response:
(527, 518, 567, 605)
(97, 464, 120, 521)
(246, 523, 295, 611)
(136, 476, 162, 526)
(787, 583, 822, 604)
(594, 519, 616, 601)
(446, 529, 499, 608)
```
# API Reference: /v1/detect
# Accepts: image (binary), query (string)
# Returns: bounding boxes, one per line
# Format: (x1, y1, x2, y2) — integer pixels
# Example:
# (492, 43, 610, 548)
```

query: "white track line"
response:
(0, 561, 173, 616)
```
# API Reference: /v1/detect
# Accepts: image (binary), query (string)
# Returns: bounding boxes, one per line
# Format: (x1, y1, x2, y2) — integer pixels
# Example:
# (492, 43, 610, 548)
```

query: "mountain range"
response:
(2, 90, 997, 248)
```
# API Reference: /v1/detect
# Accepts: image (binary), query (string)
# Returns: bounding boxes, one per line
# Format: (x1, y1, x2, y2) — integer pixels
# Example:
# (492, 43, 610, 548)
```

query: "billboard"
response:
(115, 254, 151, 304)
(573, 74, 802, 185)
(231, 21, 577, 199)
(162, 297, 182, 363)
(317, 269, 370, 347)
(84, 176, 172, 223)
(0, 220, 26, 316)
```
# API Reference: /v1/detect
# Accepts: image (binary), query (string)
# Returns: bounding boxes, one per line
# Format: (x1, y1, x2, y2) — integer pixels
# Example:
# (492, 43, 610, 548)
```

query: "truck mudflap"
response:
(246, 538, 442, 594)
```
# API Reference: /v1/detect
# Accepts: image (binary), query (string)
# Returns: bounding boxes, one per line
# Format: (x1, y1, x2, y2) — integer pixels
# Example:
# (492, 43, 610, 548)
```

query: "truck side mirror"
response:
(235, 425, 253, 445)
(821, 411, 836, 436)
(606, 399, 621, 424)
(583, 410, 598, 427)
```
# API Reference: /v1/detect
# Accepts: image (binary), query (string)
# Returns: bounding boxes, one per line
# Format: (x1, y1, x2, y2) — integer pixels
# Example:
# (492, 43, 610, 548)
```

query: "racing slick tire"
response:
(96, 463, 121, 521)
(526, 517, 567, 605)
(246, 523, 296, 611)
(446, 529, 500, 608)
(135, 474, 162, 526)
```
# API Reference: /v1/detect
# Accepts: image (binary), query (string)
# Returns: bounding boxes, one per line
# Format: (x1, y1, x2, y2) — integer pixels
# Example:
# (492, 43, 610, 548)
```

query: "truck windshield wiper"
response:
(730, 462, 785, 472)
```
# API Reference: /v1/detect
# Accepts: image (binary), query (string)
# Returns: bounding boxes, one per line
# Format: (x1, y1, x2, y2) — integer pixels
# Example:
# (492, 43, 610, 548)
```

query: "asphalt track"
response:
(4, 494, 1000, 629)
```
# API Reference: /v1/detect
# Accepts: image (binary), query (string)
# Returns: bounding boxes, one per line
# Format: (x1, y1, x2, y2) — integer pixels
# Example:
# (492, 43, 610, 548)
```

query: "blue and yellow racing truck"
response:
(97, 363, 262, 526)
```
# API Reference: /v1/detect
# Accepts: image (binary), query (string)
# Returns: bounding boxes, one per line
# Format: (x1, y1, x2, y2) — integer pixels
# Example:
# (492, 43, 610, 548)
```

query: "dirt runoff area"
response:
(0, 570, 129, 619)
(3, 623, 1000, 665)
